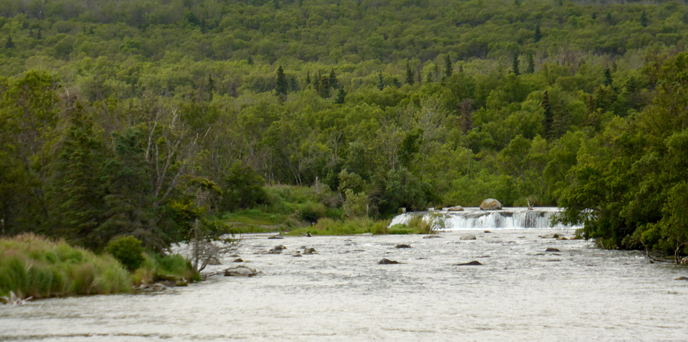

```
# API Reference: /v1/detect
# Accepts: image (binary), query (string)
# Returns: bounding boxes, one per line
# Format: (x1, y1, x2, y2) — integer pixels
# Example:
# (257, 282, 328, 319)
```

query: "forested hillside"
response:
(1, 0, 687, 259)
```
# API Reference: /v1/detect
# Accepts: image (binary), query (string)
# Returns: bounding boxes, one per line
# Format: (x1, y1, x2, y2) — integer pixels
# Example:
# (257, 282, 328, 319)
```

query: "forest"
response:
(1, 0, 688, 262)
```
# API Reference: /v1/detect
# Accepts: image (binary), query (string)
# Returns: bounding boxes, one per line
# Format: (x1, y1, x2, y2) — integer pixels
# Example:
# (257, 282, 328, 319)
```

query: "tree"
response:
(542, 91, 553, 139)
(50, 102, 106, 249)
(335, 88, 347, 104)
(406, 61, 415, 85)
(526, 53, 535, 73)
(4, 35, 15, 49)
(640, 10, 648, 27)
(328, 68, 338, 89)
(275, 66, 288, 98)
(377, 71, 384, 91)
(512, 53, 520, 76)
(603, 68, 613, 87)
(534, 24, 541, 42)
(444, 54, 453, 79)
(206, 74, 215, 101)
(305, 71, 311, 85)
(247, 55, 254, 65)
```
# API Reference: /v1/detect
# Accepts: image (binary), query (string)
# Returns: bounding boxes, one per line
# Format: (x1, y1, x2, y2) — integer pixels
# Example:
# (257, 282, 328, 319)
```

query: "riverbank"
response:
(4, 229, 687, 341)
(0, 234, 199, 301)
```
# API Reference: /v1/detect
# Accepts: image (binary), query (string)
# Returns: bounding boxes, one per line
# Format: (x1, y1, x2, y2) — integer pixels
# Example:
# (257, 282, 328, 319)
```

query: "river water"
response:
(1, 229, 687, 341)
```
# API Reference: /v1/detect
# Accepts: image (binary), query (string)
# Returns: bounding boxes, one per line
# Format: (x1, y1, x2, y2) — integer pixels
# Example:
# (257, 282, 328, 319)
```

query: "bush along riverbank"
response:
(0, 234, 199, 302)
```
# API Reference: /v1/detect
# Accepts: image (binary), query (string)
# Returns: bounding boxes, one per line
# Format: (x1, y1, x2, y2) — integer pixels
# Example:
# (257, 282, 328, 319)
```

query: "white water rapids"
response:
(389, 207, 578, 230)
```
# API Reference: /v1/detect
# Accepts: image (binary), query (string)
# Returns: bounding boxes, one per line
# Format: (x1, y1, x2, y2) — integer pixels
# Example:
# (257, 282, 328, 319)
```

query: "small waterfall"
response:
(389, 207, 578, 230)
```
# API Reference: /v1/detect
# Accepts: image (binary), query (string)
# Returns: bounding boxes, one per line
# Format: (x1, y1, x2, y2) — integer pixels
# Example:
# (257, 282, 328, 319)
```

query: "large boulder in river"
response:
(479, 198, 502, 210)
(224, 266, 258, 277)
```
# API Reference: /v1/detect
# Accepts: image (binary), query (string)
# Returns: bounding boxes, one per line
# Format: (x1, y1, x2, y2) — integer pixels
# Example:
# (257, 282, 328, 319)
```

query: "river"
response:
(1, 228, 687, 341)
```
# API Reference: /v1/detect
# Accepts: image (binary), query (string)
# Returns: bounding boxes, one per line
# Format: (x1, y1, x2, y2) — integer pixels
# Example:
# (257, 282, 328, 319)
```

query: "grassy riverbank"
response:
(0, 234, 198, 301)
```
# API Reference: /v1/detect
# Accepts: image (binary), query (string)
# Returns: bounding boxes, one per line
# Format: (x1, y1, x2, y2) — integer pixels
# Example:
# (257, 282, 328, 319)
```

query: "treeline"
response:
(0, 0, 687, 259)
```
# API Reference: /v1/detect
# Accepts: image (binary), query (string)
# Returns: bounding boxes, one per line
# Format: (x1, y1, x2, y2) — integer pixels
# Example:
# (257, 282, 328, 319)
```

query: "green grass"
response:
(132, 253, 201, 285)
(0, 234, 132, 299)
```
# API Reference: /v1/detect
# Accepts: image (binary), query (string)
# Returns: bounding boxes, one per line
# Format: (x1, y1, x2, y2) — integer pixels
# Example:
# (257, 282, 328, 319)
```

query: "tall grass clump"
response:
(0, 234, 131, 299)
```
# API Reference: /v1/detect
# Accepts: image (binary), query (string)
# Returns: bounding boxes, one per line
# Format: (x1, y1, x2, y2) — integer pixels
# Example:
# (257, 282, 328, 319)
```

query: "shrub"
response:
(297, 201, 327, 223)
(106, 236, 145, 272)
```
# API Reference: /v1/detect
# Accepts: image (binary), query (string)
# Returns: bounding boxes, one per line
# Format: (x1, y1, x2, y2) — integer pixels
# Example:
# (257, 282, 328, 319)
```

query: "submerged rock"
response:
(539, 234, 560, 239)
(378, 258, 399, 264)
(206, 257, 222, 265)
(268, 245, 287, 254)
(395, 244, 412, 248)
(292, 254, 302, 257)
(484, 230, 491, 234)
(303, 248, 317, 255)
(460, 235, 477, 240)
(455, 261, 482, 266)
(557, 237, 568, 240)
(446, 205, 464, 212)
(675, 277, 688, 281)
(224, 266, 258, 277)
(268, 235, 283, 240)
(233, 258, 244, 263)
(360, 233, 373, 236)
(545, 248, 561, 252)
(479, 198, 502, 210)
(423, 235, 442, 239)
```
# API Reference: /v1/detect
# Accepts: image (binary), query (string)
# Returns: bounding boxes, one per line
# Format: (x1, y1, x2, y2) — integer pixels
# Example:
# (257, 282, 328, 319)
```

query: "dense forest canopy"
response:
(1, 0, 688, 259)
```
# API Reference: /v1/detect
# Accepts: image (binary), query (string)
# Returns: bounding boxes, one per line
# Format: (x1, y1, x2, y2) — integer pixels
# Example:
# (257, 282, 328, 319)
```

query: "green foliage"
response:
(105, 236, 145, 272)
(0, 234, 131, 299)
(220, 163, 269, 212)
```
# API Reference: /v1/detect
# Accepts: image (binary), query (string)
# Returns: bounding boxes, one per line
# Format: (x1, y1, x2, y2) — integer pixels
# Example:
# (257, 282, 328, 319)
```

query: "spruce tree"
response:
(275, 66, 288, 98)
(289, 75, 298, 92)
(329, 68, 338, 89)
(5, 35, 15, 49)
(247, 55, 254, 65)
(305, 71, 311, 85)
(512, 53, 520, 76)
(335, 88, 347, 104)
(318, 72, 330, 98)
(52, 102, 105, 248)
(640, 10, 648, 27)
(207, 74, 215, 101)
(542, 90, 553, 139)
(526, 53, 535, 73)
(534, 24, 541, 42)
(377, 71, 384, 91)
(406, 61, 415, 85)
(392, 77, 401, 88)
(603, 68, 613, 87)
(444, 54, 453, 79)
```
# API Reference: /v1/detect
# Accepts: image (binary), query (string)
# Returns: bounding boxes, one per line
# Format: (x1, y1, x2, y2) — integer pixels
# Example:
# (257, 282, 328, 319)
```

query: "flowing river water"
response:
(1, 228, 688, 341)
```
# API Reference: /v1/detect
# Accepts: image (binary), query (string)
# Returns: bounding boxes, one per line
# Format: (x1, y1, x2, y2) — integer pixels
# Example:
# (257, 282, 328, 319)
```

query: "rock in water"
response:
(676, 277, 688, 281)
(455, 261, 482, 266)
(423, 235, 442, 239)
(224, 266, 258, 277)
(268, 245, 287, 254)
(447, 205, 464, 212)
(479, 198, 502, 210)
(460, 235, 477, 240)
(268, 235, 283, 239)
(303, 248, 317, 254)
(545, 248, 560, 252)
(378, 258, 399, 264)
(233, 258, 244, 263)
(395, 244, 411, 248)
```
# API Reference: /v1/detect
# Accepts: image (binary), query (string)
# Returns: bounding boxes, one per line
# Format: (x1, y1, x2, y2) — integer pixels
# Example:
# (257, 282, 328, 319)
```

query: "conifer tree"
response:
(5, 35, 15, 49)
(329, 68, 338, 89)
(426, 71, 433, 83)
(526, 53, 535, 73)
(247, 55, 254, 65)
(275, 66, 288, 98)
(542, 90, 553, 139)
(51, 102, 105, 248)
(603, 68, 613, 87)
(406, 61, 415, 85)
(444, 54, 453, 79)
(289, 76, 298, 92)
(335, 88, 347, 104)
(377, 71, 384, 91)
(305, 71, 311, 85)
(640, 10, 648, 27)
(318, 72, 330, 98)
(392, 77, 401, 88)
(512, 53, 520, 76)
(207, 74, 215, 101)
(534, 24, 541, 42)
